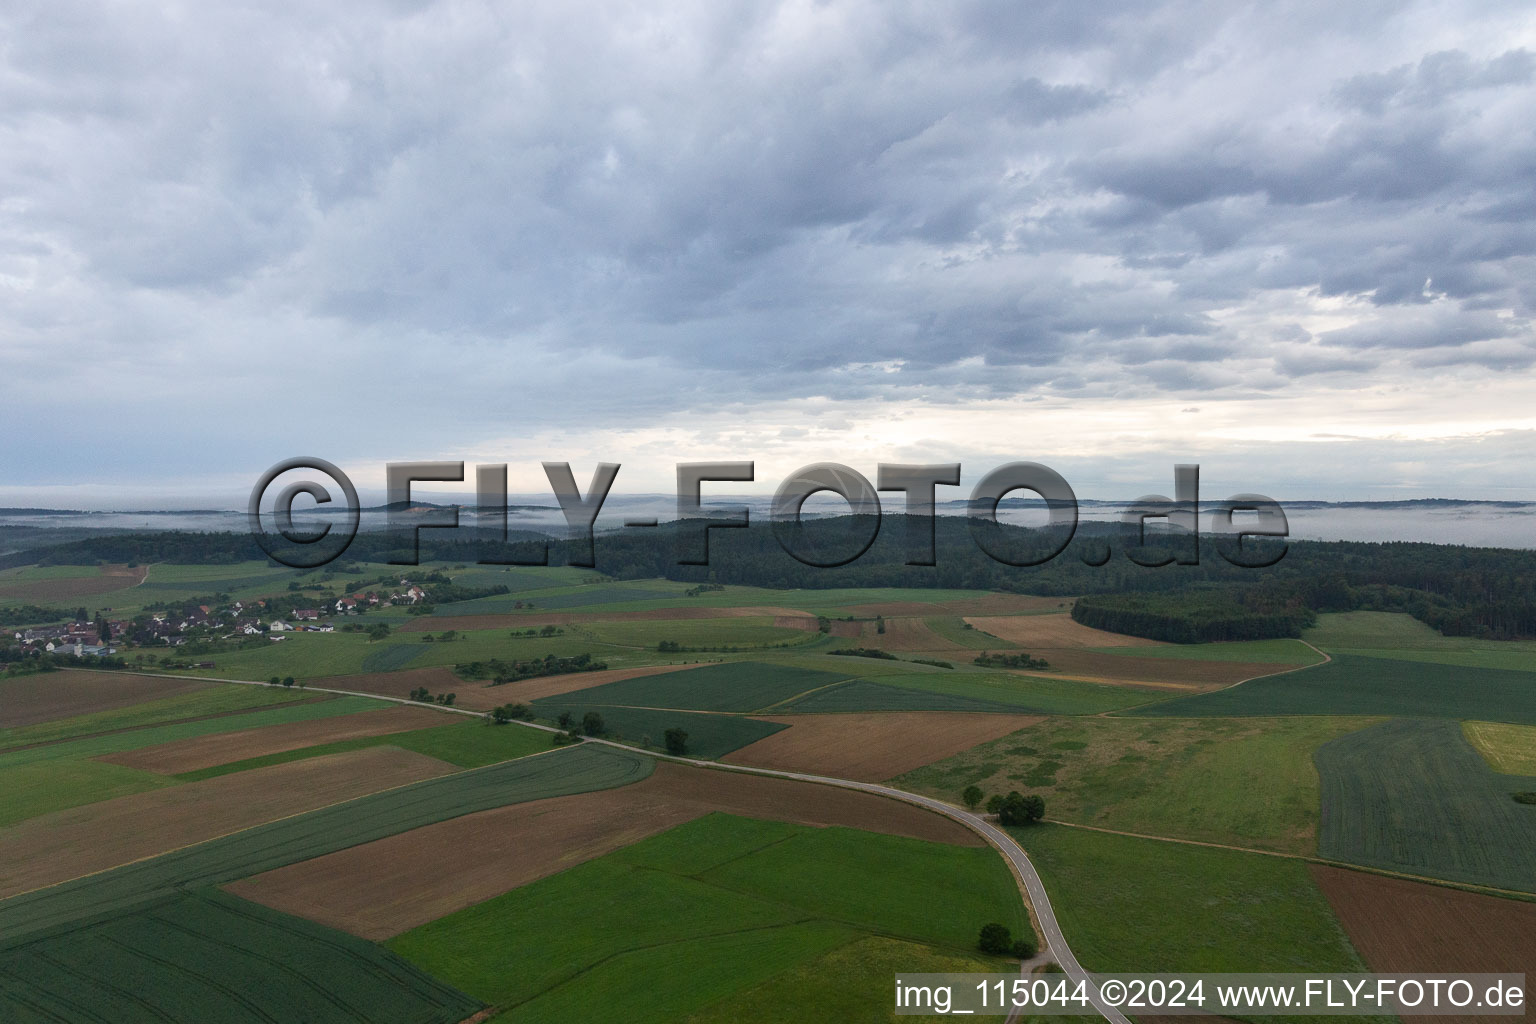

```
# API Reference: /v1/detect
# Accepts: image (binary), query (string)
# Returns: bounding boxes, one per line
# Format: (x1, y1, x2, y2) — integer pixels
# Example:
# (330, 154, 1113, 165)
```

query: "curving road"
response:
(591, 737, 1133, 1024)
(119, 669, 1128, 1023)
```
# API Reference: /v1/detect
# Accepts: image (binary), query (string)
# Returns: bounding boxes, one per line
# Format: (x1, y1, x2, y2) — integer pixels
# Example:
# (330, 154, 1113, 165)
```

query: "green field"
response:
(0, 682, 324, 751)
(1090, 638, 1323, 664)
(0, 743, 653, 943)
(390, 813, 1028, 1024)
(1130, 652, 1536, 724)
(922, 615, 1024, 649)
(680, 936, 1015, 1024)
(0, 888, 480, 1023)
(1015, 824, 1369, 976)
(548, 661, 850, 713)
(0, 758, 173, 827)
(897, 716, 1371, 854)
(0, 694, 384, 772)
(1306, 611, 1536, 670)
(531, 702, 788, 758)
(578, 616, 816, 649)
(1315, 718, 1536, 892)
(176, 718, 553, 781)
(774, 669, 1155, 715)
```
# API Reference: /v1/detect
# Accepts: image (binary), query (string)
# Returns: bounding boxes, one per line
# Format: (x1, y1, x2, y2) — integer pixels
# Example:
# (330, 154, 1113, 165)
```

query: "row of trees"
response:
(11, 513, 1536, 638)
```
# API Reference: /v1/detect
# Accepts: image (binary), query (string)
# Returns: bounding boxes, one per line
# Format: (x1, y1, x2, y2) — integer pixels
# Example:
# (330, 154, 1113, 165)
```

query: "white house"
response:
(268, 620, 292, 632)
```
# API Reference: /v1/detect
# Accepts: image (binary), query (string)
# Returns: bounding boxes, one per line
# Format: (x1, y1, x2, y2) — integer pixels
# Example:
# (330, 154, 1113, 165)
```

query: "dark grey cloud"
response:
(1, 0, 1534, 498)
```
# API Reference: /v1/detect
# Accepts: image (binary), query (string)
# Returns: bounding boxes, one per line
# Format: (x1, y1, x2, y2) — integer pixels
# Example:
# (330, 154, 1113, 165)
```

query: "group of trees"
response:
(266, 675, 297, 687)
(828, 647, 898, 660)
(963, 786, 1045, 826)
(973, 651, 1050, 670)
(458, 652, 607, 685)
(977, 922, 1036, 959)
(10, 510, 1536, 639)
(1071, 590, 1313, 643)
(408, 687, 456, 705)
(490, 703, 533, 724)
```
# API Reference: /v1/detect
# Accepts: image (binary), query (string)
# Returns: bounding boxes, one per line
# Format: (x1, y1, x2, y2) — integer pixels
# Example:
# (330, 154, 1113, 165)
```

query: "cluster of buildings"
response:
(6, 578, 431, 663)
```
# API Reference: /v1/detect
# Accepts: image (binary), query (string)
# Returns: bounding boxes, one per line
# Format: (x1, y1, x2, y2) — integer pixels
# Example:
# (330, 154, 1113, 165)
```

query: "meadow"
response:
(1013, 824, 1370, 977)
(390, 812, 1028, 1024)
(1314, 718, 1536, 892)
(898, 716, 1372, 854)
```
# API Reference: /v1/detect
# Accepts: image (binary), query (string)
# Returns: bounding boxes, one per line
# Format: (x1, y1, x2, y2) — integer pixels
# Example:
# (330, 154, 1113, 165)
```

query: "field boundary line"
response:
(1099, 639, 1332, 717)
(1042, 818, 1536, 900)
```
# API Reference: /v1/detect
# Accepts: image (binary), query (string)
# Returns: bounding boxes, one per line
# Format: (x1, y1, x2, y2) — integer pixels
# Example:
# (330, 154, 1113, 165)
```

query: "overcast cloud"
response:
(2, 0, 1534, 504)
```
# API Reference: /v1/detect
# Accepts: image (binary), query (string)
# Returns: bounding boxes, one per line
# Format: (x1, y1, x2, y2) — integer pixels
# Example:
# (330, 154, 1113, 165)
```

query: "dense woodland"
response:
(4, 515, 1535, 640)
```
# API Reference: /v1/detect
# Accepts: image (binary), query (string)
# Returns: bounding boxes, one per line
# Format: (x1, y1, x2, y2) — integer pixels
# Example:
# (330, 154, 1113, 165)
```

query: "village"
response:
(5, 579, 433, 666)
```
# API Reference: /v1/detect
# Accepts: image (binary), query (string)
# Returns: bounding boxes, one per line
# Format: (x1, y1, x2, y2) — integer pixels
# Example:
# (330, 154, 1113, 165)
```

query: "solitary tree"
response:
(978, 923, 1013, 955)
(664, 727, 689, 756)
(985, 794, 1005, 816)
(962, 785, 984, 811)
(269, 676, 280, 686)
(581, 711, 605, 736)
(281, 675, 295, 688)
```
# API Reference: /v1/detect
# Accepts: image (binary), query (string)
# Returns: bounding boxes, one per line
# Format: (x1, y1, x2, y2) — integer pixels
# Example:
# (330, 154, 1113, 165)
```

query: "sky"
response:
(3, 0, 1535, 508)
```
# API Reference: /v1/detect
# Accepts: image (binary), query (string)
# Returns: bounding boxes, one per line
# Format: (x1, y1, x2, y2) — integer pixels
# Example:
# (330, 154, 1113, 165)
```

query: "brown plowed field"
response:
(1021, 648, 1282, 690)
(0, 564, 147, 602)
(307, 667, 504, 710)
(863, 617, 963, 652)
(845, 594, 1066, 617)
(98, 705, 452, 774)
(0, 747, 454, 898)
(1, 670, 212, 728)
(399, 605, 811, 632)
(964, 613, 1164, 648)
(480, 663, 715, 702)
(773, 615, 821, 631)
(723, 712, 1042, 780)
(1311, 865, 1536, 1023)
(227, 759, 979, 939)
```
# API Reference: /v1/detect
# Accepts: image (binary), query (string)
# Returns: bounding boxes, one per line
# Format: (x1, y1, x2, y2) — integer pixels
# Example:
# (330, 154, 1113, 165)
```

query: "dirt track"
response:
(0, 747, 455, 898)
(98, 705, 451, 774)
(226, 759, 979, 939)
(1, 670, 212, 728)
(724, 712, 1042, 781)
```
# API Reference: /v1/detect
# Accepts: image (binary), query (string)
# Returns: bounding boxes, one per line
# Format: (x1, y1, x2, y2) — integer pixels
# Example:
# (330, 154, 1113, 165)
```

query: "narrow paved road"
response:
(116, 669, 1129, 1023)
(590, 737, 1133, 1024)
